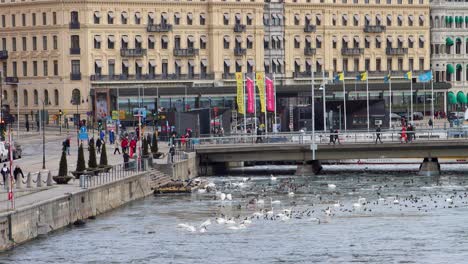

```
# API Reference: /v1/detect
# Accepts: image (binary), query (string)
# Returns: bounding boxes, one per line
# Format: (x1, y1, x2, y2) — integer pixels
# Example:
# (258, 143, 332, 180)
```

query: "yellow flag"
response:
(360, 71, 367, 81)
(235, 72, 245, 114)
(256, 72, 266, 113)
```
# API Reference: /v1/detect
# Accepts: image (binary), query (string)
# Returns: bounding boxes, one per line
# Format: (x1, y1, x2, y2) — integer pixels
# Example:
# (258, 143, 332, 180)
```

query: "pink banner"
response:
(246, 78, 254, 114)
(266, 77, 275, 112)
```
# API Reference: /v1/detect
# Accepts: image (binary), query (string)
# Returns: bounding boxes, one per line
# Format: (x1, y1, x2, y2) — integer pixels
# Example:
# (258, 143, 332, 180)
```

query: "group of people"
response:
(400, 124, 416, 143)
(328, 129, 341, 145)
(1, 164, 24, 186)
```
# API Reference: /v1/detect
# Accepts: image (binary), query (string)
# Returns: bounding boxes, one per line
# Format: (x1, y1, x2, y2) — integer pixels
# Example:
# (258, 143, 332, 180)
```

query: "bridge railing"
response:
(190, 128, 468, 146)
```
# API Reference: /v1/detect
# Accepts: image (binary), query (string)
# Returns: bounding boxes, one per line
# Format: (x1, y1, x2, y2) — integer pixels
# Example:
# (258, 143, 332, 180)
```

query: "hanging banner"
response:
(266, 77, 275, 112)
(246, 78, 254, 114)
(235, 72, 245, 114)
(256, 72, 266, 113)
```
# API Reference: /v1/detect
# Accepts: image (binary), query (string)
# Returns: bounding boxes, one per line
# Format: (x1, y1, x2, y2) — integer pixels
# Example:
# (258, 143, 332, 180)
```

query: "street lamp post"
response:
(40, 98, 49, 170)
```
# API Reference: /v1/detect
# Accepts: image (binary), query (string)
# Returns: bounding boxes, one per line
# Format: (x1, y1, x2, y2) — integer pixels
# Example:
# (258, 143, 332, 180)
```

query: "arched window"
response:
(54, 89, 59, 105)
(2, 90, 7, 101)
(435, 16, 440, 28)
(34, 89, 38, 105)
(72, 89, 81, 105)
(23, 90, 28, 106)
(44, 89, 49, 105)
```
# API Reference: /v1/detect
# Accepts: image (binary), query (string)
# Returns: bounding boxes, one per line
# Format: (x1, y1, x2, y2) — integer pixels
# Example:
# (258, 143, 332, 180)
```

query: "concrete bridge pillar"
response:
(199, 162, 229, 176)
(418, 157, 441, 177)
(296, 160, 322, 175)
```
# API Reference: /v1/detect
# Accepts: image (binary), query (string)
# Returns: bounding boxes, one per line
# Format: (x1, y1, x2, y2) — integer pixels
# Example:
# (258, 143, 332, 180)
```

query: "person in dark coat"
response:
(1, 164, 9, 185)
(13, 166, 24, 181)
(329, 128, 335, 145)
(169, 144, 175, 163)
(123, 151, 130, 169)
(375, 126, 383, 144)
(96, 138, 102, 154)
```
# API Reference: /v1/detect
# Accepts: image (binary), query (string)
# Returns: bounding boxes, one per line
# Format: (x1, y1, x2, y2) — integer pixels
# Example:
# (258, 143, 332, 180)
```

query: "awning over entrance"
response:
(457, 91, 467, 104)
(447, 64, 454, 74)
(448, 91, 457, 104)
(446, 37, 454, 46)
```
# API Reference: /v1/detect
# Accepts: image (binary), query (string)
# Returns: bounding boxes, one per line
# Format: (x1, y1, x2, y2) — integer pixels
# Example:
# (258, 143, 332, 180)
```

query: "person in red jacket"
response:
(130, 138, 137, 156)
(121, 137, 129, 153)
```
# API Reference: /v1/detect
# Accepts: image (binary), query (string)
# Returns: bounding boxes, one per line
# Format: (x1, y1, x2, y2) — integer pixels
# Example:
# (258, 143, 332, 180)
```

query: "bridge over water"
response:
(194, 130, 468, 176)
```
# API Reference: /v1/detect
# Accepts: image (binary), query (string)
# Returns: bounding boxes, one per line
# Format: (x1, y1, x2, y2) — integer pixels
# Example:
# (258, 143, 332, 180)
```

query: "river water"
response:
(2, 165, 468, 264)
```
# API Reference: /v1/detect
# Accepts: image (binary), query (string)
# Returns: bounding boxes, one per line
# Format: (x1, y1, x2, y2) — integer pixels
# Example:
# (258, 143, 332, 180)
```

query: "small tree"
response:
(151, 132, 159, 153)
(99, 142, 108, 166)
(76, 143, 86, 172)
(142, 137, 149, 157)
(88, 141, 98, 168)
(58, 150, 68, 176)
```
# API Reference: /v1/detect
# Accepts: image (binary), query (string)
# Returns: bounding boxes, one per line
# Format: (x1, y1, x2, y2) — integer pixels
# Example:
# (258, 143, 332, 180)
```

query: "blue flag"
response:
(384, 74, 391, 83)
(418, 71, 432, 83)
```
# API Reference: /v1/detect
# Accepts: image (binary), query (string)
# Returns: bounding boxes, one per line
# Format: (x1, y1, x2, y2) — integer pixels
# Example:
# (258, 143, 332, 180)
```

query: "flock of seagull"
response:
(176, 174, 467, 233)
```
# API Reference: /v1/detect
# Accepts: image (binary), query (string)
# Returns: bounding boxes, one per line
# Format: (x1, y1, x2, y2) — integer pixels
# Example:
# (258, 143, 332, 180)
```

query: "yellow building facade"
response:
(0, 0, 431, 122)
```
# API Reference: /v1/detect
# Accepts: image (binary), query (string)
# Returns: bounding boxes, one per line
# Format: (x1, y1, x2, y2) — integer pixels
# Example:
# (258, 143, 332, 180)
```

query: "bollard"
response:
(36, 172, 43, 188)
(26, 172, 32, 188)
(46, 171, 53, 186)
(16, 173, 23, 189)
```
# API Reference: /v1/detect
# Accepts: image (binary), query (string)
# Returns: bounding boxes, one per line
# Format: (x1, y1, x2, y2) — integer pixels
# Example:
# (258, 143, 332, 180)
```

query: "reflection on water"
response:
(2, 165, 468, 264)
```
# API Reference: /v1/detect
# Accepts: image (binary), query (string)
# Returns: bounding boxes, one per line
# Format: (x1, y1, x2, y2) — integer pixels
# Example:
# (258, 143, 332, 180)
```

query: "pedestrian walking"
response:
(66, 137, 71, 155)
(100, 130, 105, 143)
(256, 127, 263, 143)
(109, 130, 115, 145)
(114, 138, 121, 155)
(130, 138, 137, 155)
(428, 118, 433, 128)
(13, 166, 24, 181)
(121, 137, 129, 153)
(328, 128, 335, 145)
(400, 126, 408, 143)
(407, 124, 413, 143)
(1, 164, 9, 186)
(334, 129, 341, 144)
(25, 120, 30, 132)
(375, 126, 383, 144)
(169, 144, 175, 163)
(123, 150, 130, 169)
(96, 138, 102, 154)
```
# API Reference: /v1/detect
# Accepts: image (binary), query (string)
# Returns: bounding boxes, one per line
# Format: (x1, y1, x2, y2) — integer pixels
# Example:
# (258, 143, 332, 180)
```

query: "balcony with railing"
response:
(363, 25, 386, 33)
(173, 48, 199, 57)
(69, 21, 80, 29)
(341, 48, 364, 56)
(234, 24, 246, 32)
(304, 24, 316, 33)
(0, 50, 8, 60)
(70, 48, 81, 55)
(234, 47, 247, 56)
(5, 77, 18, 83)
(70, 73, 82, 80)
(386, 47, 408, 55)
(120, 49, 147, 57)
(147, 24, 173, 32)
(304, 47, 316, 56)
(90, 73, 215, 81)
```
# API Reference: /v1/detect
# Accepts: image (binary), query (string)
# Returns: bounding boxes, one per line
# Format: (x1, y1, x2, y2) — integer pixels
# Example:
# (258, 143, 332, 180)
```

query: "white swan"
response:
(270, 174, 277, 181)
(226, 193, 232, 201)
(333, 201, 341, 208)
(197, 188, 207, 194)
(328, 184, 336, 189)
(288, 192, 295, 197)
(177, 223, 190, 229)
(271, 200, 281, 205)
(200, 219, 211, 227)
(252, 212, 263, 217)
(199, 226, 207, 233)
(353, 202, 361, 208)
(446, 198, 453, 204)
(225, 219, 236, 225)
(242, 177, 249, 182)
(393, 199, 399, 204)
(220, 193, 226, 201)
(216, 217, 226, 224)
(185, 225, 196, 233)
(257, 199, 265, 204)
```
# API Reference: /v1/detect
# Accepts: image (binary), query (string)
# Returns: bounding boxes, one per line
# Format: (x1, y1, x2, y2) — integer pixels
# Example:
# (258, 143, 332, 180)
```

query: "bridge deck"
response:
(196, 140, 468, 162)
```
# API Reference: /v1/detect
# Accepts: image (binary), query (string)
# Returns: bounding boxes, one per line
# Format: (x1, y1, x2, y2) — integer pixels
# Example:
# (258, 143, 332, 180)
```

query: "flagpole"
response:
(389, 72, 392, 129)
(311, 65, 315, 160)
(253, 73, 257, 131)
(273, 72, 277, 133)
(366, 72, 370, 131)
(431, 69, 434, 124)
(243, 73, 247, 134)
(410, 71, 414, 123)
(322, 70, 326, 132)
(342, 74, 347, 132)
(263, 73, 267, 135)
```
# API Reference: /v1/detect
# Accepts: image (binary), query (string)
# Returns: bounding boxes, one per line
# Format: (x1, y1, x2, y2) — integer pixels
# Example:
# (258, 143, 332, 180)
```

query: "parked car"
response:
(448, 112, 465, 122)
(4, 142, 22, 160)
(0, 142, 9, 162)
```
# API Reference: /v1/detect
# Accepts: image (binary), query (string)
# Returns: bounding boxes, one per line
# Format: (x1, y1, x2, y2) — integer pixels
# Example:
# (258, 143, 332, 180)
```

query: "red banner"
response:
(266, 77, 275, 112)
(246, 78, 254, 114)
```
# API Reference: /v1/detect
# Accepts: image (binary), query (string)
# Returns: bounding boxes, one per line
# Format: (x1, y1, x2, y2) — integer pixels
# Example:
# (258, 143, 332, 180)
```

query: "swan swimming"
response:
(288, 192, 295, 197)
(226, 193, 232, 201)
(220, 193, 226, 201)
(216, 217, 226, 224)
(200, 219, 211, 227)
(270, 175, 277, 181)
(328, 184, 336, 189)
